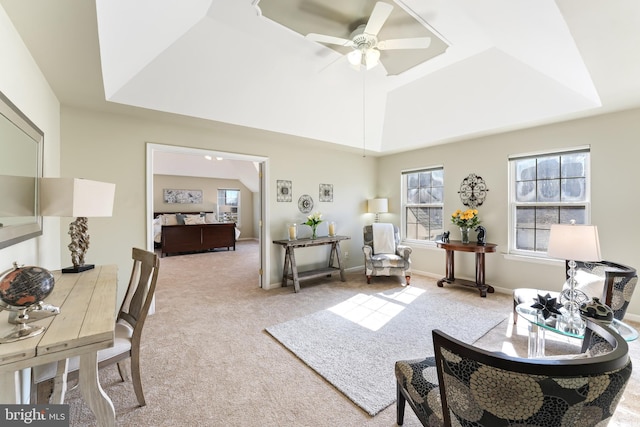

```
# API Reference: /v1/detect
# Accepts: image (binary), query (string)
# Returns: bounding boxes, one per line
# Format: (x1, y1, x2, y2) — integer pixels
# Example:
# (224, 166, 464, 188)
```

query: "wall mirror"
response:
(0, 90, 44, 249)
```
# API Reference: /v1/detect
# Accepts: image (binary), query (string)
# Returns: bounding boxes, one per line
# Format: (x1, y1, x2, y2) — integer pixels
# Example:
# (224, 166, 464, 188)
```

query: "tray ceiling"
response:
(3, 0, 640, 155)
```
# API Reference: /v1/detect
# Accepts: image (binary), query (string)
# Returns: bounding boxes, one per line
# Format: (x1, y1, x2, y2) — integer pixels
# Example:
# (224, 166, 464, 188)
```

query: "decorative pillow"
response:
(162, 214, 179, 226)
(184, 214, 206, 225)
(175, 213, 186, 225)
(204, 213, 217, 224)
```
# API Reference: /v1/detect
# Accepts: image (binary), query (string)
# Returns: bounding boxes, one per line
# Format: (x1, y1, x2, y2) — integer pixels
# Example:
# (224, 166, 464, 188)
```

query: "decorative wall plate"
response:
(298, 194, 314, 213)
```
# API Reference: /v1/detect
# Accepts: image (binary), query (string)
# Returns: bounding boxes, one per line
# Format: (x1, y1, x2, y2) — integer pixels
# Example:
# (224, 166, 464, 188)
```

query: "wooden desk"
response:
(273, 235, 350, 292)
(0, 265, 117, 426)
(435, 240, 497, 297)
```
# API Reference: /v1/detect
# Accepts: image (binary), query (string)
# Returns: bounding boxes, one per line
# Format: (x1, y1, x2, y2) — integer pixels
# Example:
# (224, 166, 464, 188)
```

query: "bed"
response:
(154, 212, 240, 257)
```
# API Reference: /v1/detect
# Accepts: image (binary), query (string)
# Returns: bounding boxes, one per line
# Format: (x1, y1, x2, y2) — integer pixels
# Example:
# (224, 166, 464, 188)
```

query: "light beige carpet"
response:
(61, 240, 640, 426)
(266, 286, 506, 415)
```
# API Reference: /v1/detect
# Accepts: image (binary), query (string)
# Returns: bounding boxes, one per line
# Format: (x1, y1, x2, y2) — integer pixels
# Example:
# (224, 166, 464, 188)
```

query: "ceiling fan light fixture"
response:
(365, 48, 380, 70)
(347, 49, 362, 66)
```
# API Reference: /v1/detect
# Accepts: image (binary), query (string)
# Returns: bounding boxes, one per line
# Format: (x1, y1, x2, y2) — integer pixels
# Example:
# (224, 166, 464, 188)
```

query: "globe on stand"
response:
(0, 264, 56, 343)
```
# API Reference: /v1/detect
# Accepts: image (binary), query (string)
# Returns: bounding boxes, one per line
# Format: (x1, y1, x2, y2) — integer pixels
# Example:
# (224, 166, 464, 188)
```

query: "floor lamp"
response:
(546, 220, 602, 333)
(41, 178, 116, 273)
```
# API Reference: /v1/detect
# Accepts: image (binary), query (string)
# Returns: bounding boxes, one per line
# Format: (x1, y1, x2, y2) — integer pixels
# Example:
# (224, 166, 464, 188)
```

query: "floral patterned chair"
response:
(513, 260, 637, 324)
(395, 319, 631, 426)
(363, 224, 412, 285)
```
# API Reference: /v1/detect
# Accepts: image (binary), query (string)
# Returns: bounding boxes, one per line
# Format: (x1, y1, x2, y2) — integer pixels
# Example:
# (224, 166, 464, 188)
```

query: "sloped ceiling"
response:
(2, 0, 640, 156)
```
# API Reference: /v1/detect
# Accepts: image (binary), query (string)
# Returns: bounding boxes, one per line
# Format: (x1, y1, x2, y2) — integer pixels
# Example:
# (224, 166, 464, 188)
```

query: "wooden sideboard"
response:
(161, 223, 236, 257)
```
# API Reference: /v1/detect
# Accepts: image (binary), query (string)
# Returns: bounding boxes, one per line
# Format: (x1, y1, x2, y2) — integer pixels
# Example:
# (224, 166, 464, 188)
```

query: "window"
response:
(217, 188, 240, 224)
(402, 167, 444, 242)
(509, 148, 590, 255)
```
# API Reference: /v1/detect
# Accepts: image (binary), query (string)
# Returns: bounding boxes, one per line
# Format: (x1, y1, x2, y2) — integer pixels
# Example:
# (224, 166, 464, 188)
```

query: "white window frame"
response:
(508, 146, 591, 258)
(401, 166, 444, 245)
(217, 188, 241, 226)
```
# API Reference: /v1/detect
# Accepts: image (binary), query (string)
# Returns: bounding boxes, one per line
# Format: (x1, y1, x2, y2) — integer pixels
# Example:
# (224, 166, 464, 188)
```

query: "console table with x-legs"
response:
(273, 235, 350, 292)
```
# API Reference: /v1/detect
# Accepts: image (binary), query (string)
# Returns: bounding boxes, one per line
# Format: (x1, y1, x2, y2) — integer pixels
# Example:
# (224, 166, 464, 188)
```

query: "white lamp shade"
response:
(41, 178, 115, 217)
(368, 198, 388, 214)
(547, 223, 602, 262)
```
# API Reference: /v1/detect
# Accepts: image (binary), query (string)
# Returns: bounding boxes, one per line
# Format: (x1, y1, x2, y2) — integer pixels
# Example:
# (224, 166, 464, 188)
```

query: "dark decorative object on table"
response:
(475, 226, 486, 245)
(580, 297, 614, 324)
(441, 231, 449, 243)
(531, 293, 563, 319)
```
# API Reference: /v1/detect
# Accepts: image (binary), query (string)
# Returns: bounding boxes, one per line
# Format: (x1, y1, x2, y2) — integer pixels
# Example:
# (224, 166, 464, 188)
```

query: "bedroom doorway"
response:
(146, 143, 268, 289)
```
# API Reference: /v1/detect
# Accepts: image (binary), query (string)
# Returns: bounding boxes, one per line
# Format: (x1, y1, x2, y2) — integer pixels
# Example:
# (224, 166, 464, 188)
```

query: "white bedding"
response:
(153, 217, 162, 243)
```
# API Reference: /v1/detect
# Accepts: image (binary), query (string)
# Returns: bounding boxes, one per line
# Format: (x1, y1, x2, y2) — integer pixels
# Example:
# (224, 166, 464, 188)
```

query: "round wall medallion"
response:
(298, 194, 314, 213)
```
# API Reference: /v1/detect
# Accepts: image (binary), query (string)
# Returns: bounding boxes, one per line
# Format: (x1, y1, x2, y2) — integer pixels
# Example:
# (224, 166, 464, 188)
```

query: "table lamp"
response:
(41, 178, 116, 273)
(368, 198, 388, 223)
(546, 220, 601, 333)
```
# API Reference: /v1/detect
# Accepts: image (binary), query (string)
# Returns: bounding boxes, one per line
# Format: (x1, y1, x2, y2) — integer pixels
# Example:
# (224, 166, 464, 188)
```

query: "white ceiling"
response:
(2, 0, 640, 157)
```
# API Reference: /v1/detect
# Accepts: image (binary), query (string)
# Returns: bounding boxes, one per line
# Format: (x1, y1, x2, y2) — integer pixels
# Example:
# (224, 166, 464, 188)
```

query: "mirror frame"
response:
(0, 90, 44, 249)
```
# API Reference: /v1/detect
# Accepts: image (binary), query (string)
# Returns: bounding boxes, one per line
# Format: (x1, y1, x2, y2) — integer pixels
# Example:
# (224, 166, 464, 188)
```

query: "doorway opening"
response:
(146, 143, 269, 288)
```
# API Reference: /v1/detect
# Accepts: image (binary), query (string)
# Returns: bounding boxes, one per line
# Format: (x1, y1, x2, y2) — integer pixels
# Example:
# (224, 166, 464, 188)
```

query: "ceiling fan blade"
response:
(377, 37, 431, 50)
(306, 33, 353, 47)
(364, 2, 393, 36)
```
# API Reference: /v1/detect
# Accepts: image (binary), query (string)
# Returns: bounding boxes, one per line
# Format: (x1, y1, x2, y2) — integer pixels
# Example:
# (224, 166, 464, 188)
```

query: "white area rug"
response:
(266, 286, 507, 416)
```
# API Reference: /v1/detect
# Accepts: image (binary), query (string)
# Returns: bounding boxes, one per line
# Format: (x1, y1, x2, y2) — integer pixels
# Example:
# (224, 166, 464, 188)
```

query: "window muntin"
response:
(510, 149, 589, 255)
(403, 168, 444, 242)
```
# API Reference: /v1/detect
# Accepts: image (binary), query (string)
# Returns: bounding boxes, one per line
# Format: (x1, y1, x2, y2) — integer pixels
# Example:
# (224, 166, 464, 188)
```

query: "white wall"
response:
(0, 6, 61, 271)
(378, 108, 640, 320)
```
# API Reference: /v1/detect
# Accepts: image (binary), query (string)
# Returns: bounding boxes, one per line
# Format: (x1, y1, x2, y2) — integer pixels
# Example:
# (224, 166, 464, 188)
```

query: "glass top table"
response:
(515, 303, 638, 358)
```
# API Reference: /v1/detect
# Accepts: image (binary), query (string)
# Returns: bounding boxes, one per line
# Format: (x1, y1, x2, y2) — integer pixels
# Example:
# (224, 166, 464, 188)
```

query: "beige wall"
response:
(153, 174, 255, 238)
(0, 6, 61, 272)
(377, 108, 640, 320)
(61, 106, 376, 290)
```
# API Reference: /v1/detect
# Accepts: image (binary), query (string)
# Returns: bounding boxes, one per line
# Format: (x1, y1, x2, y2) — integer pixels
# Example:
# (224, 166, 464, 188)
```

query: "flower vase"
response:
(311, 225, 318, 240)
(460, 227, 471, 244)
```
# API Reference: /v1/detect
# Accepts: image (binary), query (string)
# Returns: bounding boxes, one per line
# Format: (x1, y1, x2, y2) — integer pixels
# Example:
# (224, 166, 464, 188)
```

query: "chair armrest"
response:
(396, 245, 412, 260)
(363, 245, 373, 258)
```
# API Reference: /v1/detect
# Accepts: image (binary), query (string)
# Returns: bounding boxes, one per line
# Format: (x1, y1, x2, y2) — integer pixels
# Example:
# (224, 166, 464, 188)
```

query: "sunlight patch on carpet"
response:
(328, 286, 425, 331)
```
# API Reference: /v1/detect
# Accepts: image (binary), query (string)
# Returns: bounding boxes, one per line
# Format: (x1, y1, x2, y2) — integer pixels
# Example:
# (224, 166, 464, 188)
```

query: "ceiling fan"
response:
(306, 1, 431, 71)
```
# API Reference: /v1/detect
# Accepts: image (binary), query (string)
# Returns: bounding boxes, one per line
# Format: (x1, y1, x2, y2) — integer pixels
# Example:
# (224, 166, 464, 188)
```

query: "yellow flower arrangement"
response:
(451, 208, 480, 229)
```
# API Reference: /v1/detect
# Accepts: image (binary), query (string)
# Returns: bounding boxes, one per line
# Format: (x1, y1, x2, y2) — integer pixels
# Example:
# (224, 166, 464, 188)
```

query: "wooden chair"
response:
(32, 247, 160, 406)
(395, 319, 631, 426)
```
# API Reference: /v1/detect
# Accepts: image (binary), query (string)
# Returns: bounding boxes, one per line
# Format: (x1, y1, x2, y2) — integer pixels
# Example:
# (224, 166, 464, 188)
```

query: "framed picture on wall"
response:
(163, 189, 203, 204)
(277, 180, 292, 202)
(319, 183, 333, 202)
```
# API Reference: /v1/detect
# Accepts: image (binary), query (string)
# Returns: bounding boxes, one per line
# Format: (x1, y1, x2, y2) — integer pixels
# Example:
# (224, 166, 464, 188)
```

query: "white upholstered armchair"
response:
(363, 223, 412, 285)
